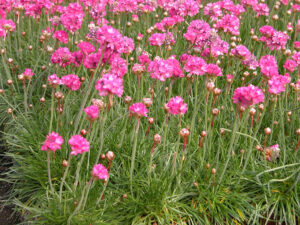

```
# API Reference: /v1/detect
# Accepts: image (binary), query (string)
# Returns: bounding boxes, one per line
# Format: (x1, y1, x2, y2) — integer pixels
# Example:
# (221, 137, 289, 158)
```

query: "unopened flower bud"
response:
(211, 168, 216, 175)
(80, 129, 87, 136)
(106, 151, 115, 162)
(7, 80, 13, 85)
(153, 134, 161, 144)
(249, 108, 256, 115)
(148, 117, 154, 124)
(212, 108, 219, 115)
(40, 97, 45, 103)
(100, 154, 106, 160)
(142, 98, 152, 107)
(264, 127, 271, 135)
(62, 160, 68, 167)
(180, 128, 190, 138)
(124, 96, 132, 104)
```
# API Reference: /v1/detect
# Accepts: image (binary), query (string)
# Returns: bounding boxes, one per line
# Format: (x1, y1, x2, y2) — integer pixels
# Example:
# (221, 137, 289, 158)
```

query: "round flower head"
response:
(92, 164, 109, 180)
(184, 56, 207, 76)
(167, 96, 188, 115)
(129, 103, 148, 117)
(84, 105, 99, 121)
(41, 132, 64, 152)
(232, 85, 264, 107)
(95, 73, 124, 97)
(264, 144, 280, 162)
(61, 74, 81, 91)
(48, 74, 61, 87)
(68, 135, 90, 156)
(53, 30, 69, 44)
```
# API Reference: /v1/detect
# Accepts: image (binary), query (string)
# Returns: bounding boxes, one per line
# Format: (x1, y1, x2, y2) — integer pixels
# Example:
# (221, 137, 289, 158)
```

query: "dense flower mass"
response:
(92, 164, 109, 180)
(41, 132, 64, 152)
(129, 103, 148, 117)
(232, 85, 265, 107)
(167, 97, 188, 115)
(148, 58, 183, 81)
(68, 135, 90, 156)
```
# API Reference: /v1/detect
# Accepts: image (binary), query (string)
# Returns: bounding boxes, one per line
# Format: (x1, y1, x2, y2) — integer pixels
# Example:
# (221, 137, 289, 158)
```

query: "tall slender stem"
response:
(130, 118, 140, 195)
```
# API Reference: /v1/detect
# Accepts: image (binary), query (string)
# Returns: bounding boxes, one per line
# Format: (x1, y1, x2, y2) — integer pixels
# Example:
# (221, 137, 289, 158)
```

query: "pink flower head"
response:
(268, 74, 290, 95)
(253, 3, 269, 17)
(96, 25, 123, 52)
(292, 52, 300, 65)
(138, 51, 151, 65)
(184, 56, 207, 76)
(283, 59, 297, 72)
(78, 41, 95, 55)
(110, 55, 127, 77)
(167, 96, 188, 115)
(230, 45, 251, 60)
(0, 19, 16, 33)
(149, 33, 166, 46)
(216, 14, 240, 36)
(68, 135, 90, 156)
(119, 36, 135, 54)
(184, 20, 211, 44)
(60, 11, 84, 32)
(51, 47, 74, 68)
(23, 68, 34, 79)
(129, 103, 148, 117)
(92, 164, 109, 180)
(259, 25, 275, 37)
(232, 85, 264, 107)
(148, 58, 184, 81)
(83, 52, 101, 69)
(84, 105, 99, 121)
(95, 73, 123, 97)
(204, 3, 222, 21)
(53, 30, 68, 44)
(204, 64, 223, 77)
(264, 144, 280, 162)
(259, 55, 278, 79)
(41, 132, 64, 152)
(61, 74, 81, 91)
(48, 74, 61, 87)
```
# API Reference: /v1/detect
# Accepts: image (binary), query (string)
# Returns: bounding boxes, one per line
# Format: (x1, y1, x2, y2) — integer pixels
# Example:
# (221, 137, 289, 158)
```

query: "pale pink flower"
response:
(68, 135, 90, 156)
(232, 85, 264, 107)
(41, 132, 64, 152)
(92, 164, 109, 180)
(61, 74, 81, 91)
(129, 103, 148, 117)
(48, 74, 61, 87)
(167, 96, 188, 115)
(84, 105, 99, 121)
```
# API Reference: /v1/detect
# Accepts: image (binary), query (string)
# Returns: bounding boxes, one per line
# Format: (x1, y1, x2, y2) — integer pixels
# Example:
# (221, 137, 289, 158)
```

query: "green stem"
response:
(47, 151, 54, 193)
(130, 118, 140, 195)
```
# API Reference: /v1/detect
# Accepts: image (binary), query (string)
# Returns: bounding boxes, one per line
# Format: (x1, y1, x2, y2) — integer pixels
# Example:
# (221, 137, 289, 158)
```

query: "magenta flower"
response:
(204, 64, 223, 77)
(53, 30, 68, 44)
(78, 42, 95, 55)
(183, 20, 211, 44)
(24, 68, 34, 79)
(110, 56, 127, 77)
(119, 36, 135, 54)
(92, 164, 109, 180)
(129, 103, 148, 117)
(184, 56, 207, 76)
(61, 74, 81, 91)
(51, 47, 74, 68)
(68, 135, 90, 156)
(149, 33, 166, 46)
(95, 73, 123, 97)
(253, 3, 269, 17)
(167, 96, 188, 115)
(84, 105, 99, 121)
(230, 45, 251, 60)
(283, 59, 297, 72)
(41, 132, 64, 152)
(259, 55, 278, 79)
(233, 85, 265, 107)
(292, 52, 300, 65)
(268, 74, 290, 95)
(148, 58, 183, 81)
(216, 14, 240, 36)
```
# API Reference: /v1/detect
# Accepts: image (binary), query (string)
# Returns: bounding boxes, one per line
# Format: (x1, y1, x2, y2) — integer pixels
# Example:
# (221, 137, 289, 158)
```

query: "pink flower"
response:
(149, 33, 166, 46)
(96, 25, 123, 52)
(148, 58, 183, 81)
(110, 55, 127, 77)
(204, 64, 223, 77)
(61, 74, 81, 91)
(167, 96, 188, 115)
(283, 59, 297, 72)
(78, 41, 95, 55)
(41, 132, 64, 152)
(259, 55, 278, 79)
(264, 144, 280, 161)
(268, 74, 290, 95)
(48, 74, 61, 87)
(230, 45, 251, 60)
(292, 52, 300, 65)
(23, 68, 34, 79)
(253, 3, 269, 17)
(184, 56, 207, 76)
(68, 135, 90, 156)
(83, 52, 101, 69)
(51, 47, 74, 68)
(204, 3, 222, 21)
(129, 103, 148, 117)
(119, 36, 135, 54)
(95, 73, 123, 97)
(216, 14, 240, 36)
(138, 51, 151, 65)
(184, 20, 211, 44)
(84, 105, 99, 121)
(92, 164, 109, 180)
(232, 85, 264, 107)
(53, 30, 68, 44)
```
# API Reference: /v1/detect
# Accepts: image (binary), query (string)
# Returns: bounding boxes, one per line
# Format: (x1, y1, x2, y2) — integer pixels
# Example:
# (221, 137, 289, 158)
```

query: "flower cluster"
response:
(233, 85, 265, 107)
